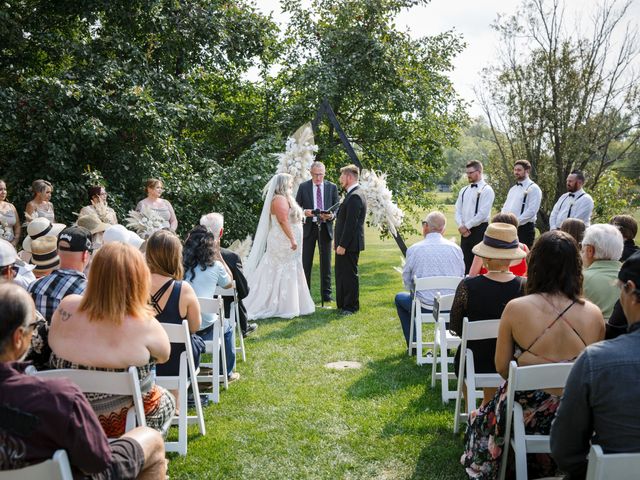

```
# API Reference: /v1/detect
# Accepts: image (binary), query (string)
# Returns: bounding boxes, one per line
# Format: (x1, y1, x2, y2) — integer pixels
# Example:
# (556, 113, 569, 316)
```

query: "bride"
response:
(244, 173, 316, 320)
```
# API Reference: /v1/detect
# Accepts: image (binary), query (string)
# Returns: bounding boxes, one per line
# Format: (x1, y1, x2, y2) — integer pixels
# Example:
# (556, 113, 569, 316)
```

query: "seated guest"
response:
(103, 224, 144, 250)
(200, 212, 257, 337)
(26, 226, 91, 370)
(551, 251, 640, 479)
(450, 223, 527, 405)
(76, 213, 111, 252)
(610, 214, 638, 261)
(183, 225, 239, 382)
(461, 230, 604, 479)
(0, 282, 167, 478)
(145, 229, 203, 407)
(0, 238, 35, 289)
(560, 218, 586, 247)
(395, 211, 464, 348)
(468, 213, 529, 278)
(582, 223, 624, 319)
(18, 216, 65, 263)
(48, 242, 175, 437)
(29, 236, 60, 279)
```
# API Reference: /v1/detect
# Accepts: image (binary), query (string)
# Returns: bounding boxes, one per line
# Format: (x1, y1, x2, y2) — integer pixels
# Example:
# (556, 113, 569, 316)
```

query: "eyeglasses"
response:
(466, 169, 479, 175)
(421, 221, 428, 226)
(24, 318, 45, 333)
(2, 264, 20, 276)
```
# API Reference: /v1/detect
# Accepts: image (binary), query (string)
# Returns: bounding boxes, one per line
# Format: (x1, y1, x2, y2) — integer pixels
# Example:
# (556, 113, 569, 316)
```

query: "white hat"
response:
(22, 217, 66, 253)
(0, 239, 18, 267)
(103, 225, 144, 250)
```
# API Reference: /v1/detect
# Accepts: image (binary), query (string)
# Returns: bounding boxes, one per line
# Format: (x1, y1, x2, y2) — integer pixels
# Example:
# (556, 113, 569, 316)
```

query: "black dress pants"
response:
(461, 222, 488, 274)
(335, 251, 360, 312)
(517, 222, 535, 249)
(302, 223, 332, 299)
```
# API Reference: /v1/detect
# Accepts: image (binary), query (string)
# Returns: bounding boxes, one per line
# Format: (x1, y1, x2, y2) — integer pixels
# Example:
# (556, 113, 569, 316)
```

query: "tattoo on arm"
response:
(58, 308, 72, 322)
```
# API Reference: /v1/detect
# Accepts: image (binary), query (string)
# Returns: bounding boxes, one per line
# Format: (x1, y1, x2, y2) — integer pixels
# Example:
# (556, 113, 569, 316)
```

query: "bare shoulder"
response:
(271, 194, 289, 214)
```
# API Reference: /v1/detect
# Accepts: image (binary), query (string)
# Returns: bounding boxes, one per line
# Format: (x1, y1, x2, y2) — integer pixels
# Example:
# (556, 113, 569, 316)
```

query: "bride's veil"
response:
(245, 176, 276, 275)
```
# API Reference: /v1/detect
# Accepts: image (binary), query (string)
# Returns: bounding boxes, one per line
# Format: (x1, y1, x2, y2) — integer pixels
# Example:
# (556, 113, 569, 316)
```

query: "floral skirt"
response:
(460, 382, 560, 479)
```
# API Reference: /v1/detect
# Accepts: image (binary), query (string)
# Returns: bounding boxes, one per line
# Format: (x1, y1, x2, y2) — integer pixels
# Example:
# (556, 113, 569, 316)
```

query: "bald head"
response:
(423, 211, 446, 234)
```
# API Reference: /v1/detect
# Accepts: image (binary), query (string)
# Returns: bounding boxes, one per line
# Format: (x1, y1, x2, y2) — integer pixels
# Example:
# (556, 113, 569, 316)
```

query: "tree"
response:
(273, 0, 469, 229)
(478, 0, 640, 230)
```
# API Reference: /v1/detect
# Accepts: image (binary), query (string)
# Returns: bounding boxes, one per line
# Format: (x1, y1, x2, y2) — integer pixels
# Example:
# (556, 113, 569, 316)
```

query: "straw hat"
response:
(76, 214, 110, 235)
(23, 217, 66, 253)
(29, 236, 60, 274)
(472, 223, 527, 260)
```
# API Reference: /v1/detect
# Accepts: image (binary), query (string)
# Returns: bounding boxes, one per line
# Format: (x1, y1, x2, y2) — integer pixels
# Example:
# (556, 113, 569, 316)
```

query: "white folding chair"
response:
(408, 275, 462, 365)
(156, 319, 206, 455)
(215, 281, 246, 362)
(27, 366, 146, 436)
(586, 444, 640, 480)
(430, 292, 461, 403)
(498, 360, 574, 480)
(0, 449, 73, 480)
(453, 318, 503, 433)
(196, 296, 227, 403)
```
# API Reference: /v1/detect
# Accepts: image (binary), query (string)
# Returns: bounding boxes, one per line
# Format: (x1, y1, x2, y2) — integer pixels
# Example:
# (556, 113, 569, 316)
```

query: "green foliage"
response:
(591, 170, 638, 224)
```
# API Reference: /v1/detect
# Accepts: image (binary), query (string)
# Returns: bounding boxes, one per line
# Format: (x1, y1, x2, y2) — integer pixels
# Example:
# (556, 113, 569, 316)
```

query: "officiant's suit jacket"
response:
(221, 248, 250, 333)
(296, 179, 340, 239)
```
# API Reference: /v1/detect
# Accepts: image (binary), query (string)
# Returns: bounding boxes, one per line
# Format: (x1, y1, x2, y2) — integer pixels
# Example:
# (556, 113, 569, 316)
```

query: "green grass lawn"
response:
(167, 223, 467, 479)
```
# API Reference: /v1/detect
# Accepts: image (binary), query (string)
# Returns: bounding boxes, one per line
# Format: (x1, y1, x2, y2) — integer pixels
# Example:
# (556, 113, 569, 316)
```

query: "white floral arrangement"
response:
(275, 122, 318, 194)
(126, 206, 167, 239)
(0, 220, 13, 241)
(359, 169, 404, 236)
(227, 235, 253, 265)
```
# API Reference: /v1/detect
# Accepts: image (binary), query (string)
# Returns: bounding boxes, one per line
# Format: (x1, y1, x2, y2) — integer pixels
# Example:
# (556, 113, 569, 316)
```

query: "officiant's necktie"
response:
(316, 185, 323, 211)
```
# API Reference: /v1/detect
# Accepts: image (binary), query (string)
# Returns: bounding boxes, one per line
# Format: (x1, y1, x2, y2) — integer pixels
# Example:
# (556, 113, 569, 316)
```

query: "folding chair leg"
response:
(235, 316, 246, 362)
(430, 332, 439, 388)
(440, 342, 450, 403)
(220, 327, 229, 390)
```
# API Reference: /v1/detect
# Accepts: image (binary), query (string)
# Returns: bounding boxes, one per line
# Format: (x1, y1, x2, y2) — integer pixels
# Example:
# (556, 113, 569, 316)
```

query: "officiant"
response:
(296, 161, 339, 302)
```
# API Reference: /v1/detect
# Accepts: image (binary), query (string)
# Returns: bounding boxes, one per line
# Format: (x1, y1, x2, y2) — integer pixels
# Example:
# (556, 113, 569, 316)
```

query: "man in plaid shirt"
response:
(26, 226, 91, 369)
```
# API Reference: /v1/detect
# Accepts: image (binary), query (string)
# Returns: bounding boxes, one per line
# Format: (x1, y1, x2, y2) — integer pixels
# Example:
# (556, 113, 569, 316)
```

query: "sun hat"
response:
(58, 226, 93, 252)
(472, 223, 527, 261)
(76, 214, 110, 235)
(29, 236, 60, 274)
(103, 224, 144, 250)
(22, 217, 66, 253)
(0, 239, 18, 267)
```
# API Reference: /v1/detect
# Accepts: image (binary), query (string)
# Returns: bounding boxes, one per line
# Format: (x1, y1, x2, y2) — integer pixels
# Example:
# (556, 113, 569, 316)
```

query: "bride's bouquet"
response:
(359, 169, 404, 236)
(126, 206, 167, 239)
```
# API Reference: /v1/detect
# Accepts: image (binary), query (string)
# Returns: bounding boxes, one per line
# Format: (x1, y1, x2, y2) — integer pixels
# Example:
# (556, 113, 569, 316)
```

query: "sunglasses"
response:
(2, 264, 20, 276)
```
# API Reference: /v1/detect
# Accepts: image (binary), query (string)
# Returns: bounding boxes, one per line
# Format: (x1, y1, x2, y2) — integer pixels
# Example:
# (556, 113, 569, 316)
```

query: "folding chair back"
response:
(453, 318, 502, 433)
(0, 449, 73, 480)
(195, 296, 226, 402)
(215, 281, 246, 362)
(586, 444, 640, 480)
(28, 366, 146, 435)
(409, 275, 462, 365)
(498, 360, 574, 480)
(430, 292, 461, 402)
(156, 319, 206, 455)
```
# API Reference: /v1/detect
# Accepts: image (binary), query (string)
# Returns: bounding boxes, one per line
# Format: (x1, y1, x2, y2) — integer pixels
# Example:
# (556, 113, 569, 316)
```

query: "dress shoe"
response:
(339, 309, 355, 316)
(243, 323, 258, 338)
(322, 296, 334, 302)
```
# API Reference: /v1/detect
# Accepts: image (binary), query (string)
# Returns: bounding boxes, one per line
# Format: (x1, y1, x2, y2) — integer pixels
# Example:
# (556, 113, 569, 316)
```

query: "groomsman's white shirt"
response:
(454, 179, 495, 230)
(501, 178, 542, 226)
(549, 188, 594, 230)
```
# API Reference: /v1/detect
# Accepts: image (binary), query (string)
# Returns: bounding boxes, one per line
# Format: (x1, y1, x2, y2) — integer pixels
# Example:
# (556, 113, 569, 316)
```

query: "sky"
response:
(253, 0, 640, 117)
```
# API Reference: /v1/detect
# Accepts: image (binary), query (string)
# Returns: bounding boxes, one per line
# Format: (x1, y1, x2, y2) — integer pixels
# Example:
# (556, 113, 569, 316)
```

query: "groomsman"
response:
(334, 164, 367, 315)
(296, 161, 339, 302)
(455, 160, 495, 273)
(549, 170, 594, 230)
(501, 159, 542, 248)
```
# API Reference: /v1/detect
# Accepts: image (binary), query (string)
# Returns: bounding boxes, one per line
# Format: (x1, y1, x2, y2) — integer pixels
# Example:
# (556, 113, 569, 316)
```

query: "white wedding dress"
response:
(244, 209, 316, 320)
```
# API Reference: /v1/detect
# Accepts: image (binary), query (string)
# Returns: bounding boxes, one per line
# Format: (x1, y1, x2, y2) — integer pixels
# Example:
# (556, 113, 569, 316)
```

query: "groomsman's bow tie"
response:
(516, 182, 523, 186)
(569, 193, 575, 197)
(470, 184, 478, 188)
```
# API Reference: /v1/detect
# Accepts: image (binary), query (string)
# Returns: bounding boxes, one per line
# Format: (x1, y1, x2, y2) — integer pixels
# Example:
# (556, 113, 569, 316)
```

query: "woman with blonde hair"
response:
(48, 242, 176, 437)
(135, 178, 177, 232)
(244, 172, 315, 319)
(25, 179, 55, 222)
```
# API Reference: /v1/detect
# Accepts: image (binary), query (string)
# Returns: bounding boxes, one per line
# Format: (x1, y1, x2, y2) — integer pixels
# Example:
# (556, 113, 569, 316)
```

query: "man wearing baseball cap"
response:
(26, 226, 92, 369)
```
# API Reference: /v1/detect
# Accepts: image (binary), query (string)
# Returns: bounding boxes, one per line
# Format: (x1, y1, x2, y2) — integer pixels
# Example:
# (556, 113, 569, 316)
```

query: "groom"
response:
(334, 164, 367, 315)
(296, 161, 339, 302)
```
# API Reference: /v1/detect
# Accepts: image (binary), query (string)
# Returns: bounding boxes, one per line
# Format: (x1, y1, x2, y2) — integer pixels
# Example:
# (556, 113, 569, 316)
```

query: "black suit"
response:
(334, 185, 367, 312)
(221, 248, 250, 333)
(295, 179, 339, 300)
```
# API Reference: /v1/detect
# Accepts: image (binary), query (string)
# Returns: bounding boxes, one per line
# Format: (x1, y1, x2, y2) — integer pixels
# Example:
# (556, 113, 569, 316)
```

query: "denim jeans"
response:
(197, 319, 236, 376)
(395, 292, 433, 348)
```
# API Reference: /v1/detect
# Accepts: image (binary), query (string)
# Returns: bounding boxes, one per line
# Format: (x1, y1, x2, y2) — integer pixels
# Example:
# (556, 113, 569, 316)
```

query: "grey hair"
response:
(310, 161, 325, 171)
(424, 211, 446, 232)
(582, 224, 624, 261)
(200, 213, 224, 238)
